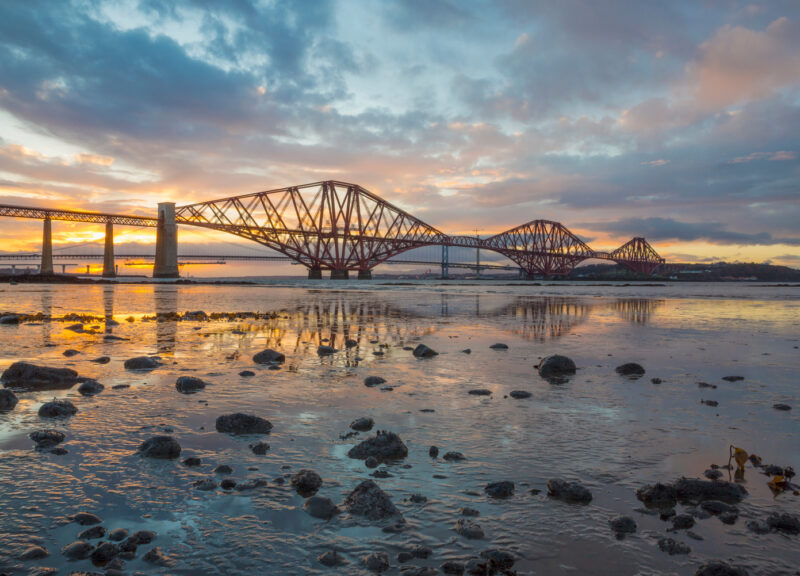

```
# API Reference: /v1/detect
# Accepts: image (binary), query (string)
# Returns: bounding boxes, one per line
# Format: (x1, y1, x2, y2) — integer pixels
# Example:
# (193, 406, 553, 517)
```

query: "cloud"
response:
(587, 217, 800, 246)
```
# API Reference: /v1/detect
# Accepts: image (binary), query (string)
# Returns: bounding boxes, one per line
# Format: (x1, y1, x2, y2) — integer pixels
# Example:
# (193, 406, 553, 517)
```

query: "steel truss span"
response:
(0, 180, 665, 276)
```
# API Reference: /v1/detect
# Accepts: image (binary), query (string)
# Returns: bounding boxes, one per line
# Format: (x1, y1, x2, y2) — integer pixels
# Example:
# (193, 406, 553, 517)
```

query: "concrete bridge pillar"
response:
(40, 217, 54, 276)
(357, 269, 372, 280)
(307, 268, 322, 280)
(330, 269, 349, 280)
(153, 203, 179, 278)
(102, 221, 116, 278)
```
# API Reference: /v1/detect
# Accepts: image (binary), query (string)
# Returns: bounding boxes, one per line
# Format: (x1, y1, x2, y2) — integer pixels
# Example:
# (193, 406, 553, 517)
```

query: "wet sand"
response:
(1, 282, 798, 575)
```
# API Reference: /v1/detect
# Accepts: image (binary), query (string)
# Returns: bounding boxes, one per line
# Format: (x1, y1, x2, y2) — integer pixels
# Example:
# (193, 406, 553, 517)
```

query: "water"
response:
(1, 281, 798, 575)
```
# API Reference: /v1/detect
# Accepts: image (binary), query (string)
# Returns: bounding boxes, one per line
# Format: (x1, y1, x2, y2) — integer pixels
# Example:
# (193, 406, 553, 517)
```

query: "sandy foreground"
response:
(0, 282, 798, 575)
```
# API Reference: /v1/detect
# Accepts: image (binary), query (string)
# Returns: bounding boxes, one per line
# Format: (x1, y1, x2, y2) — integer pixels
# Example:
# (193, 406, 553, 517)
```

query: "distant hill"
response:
(570, 262, 800, 282)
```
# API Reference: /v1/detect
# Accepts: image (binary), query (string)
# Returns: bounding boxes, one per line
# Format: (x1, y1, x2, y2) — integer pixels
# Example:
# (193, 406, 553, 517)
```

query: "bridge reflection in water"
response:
(137, 292, 664, 355)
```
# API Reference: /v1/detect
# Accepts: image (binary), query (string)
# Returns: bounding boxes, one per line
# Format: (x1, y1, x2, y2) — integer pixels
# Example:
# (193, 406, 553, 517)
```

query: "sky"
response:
(0, 0, 799, 272)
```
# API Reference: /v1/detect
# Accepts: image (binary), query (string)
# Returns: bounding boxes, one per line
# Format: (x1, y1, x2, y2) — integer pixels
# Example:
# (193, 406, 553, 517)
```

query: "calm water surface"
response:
(0, 281, 798, 575)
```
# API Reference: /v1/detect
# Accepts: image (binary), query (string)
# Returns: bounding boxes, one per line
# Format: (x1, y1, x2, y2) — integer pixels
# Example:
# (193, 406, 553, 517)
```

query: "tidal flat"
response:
(0, 282, 798, 575)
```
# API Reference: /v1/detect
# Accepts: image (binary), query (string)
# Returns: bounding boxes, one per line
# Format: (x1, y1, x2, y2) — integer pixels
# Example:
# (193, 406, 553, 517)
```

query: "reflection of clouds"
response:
(612, 298, 664, 325)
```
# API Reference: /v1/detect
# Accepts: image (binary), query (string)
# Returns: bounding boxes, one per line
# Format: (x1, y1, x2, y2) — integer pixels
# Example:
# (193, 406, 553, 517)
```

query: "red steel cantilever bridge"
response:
(0, 180, 664, 278)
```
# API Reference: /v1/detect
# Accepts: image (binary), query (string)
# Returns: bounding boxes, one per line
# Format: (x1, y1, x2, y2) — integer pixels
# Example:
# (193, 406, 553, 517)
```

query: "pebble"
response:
(215, 465, 233, 474)
(658, 537, 691, 555)
(0, 389, 18, 411)
(318, 550, 349, 567)
(250, 441, 270, 455)
(107, 528, 128, 542)
(773, 403, 792, 411)
(616, 362, 645, 377)
(18, 545, 49, 560)
(90, 541, 118, 565)
(90, 356, 111, 364)
(239, 370, 255, 377)
(304, 495, 339, 519)
(344, 480, 403, 520)
(29, 429, 65, 449)
(350, 417, 375, 431)
(442, 451, 465, 461)
(537, 355, 576, 379)
(317, 345, 335, 356)
(454, 518, 485, 539)
(193, 478, 218, 491)
(363, 551, 390, 572)
(182, 457, 202, 467)
(123, 356, 161, 371)
(61, 540, 93, 559)
(253, 349, 285, 364)
(77, 379, 104, 396)
(175, 376, 206, 394)
(71, 512, 103, 526)
(138, 436, 181, 459)
(489, 343, 508, 349)
(291, 469, 323, 496)
(468, 388, 492, 396)
(695, 561, 749, 576)
(547, 478, 592, 503)
(485, 481, 514, 498)
(77, 525, 106, 540)
(428, 446, 439, 457)
(348, 430, 408, 462)
(608, 515, 636, 537)
(412, 344, 438, 358)
(38, 399, 78, 418)
(215, 413, 273, 434)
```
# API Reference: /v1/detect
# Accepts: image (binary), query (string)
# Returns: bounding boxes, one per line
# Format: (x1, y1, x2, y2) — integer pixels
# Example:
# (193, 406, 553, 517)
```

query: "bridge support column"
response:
(102, 221, 116, 278)
(40, 217, 54, 276)
(357, 269, 372, 280)
(153, 203, 179, 279)
(307, 268, 322, 279)
(330, 269, 349, 280)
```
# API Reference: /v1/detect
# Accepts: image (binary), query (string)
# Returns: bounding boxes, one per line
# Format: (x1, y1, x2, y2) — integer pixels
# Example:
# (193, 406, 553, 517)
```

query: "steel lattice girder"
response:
(0, 204, 158, 226)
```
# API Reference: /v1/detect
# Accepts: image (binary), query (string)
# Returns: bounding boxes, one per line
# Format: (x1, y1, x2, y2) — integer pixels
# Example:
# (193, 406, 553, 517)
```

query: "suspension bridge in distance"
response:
(0, 180, 665, 280)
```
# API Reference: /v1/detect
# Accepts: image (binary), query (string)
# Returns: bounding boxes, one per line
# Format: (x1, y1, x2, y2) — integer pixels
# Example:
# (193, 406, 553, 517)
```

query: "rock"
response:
(77, 525, 106, 539)
(193, 478, 217, 491)
(673, 478, 747, 503)
(480, 549, 515, 570)
(547, 478, 592, 503)
(29, 429, 65, 449)
(38, 399, 78, 418)
(651, 377, 663, 384)
(239, 370, 255, 377)
(363, 552, 390, 572)
(107, 528, 128, 542)
(537, 355, 576, 379)
(442, 451, 465, 461)
(701, 399, 719, 407)
(461, 349, 471, 354)
(364, 376, 386, 387)
(428, 446, 439, 457)
(0, 388, 18, 410)
(454, 518, 485, 539)
(672, 514, 695, 529)
(721, 376, 744, 382)
(658, 538, 691, 555)
(1, 362, 78, 390)
(215, 465, 233, 474)
(175, 376, 206, 394)
(489, 343, 508, 350)
(509, 390, 532, 399)
(344, 338, 358, 348)
(234, 478, 267, 491)
(304, 495, 339, 519)
(253, 349, 285, 364)
(143, 547, 171, 566)
(609, 516, 637, 537)
(412, 344, 438, 358)
(698, 382, 717, 389)
(318, 550, 349, 567)
(348, 431, 408, 462)
(344, 480, 403, 520)
(695, 561, 749, 576)
(220, 478, 237, 490)
(365, 456, 379, 468)
(130, 530, 156, 544)
(468, 388, 492, 396)
(398, 551, 414, 563)
(317, 345, 335, 356)
(90, 542, 118, 565)
(701, 500, 738, 517)
(71, 512, 102, 525)
(461, 507, 480, 516)
(773, 403, 792, 411)
(636, 482, 677, 507)
(215, 413, 273, 434)
(616, 362, 645, 377)
(291, 469, 323, 496)
(19, 545, 49, 560)
(746, 519, 770, 534)
(62, 540, 94, 559)
(441, 560, 465, 574)
(350, 417, 375, 431)
(138, 436, 181, 459)
(250, 441, 270, 455)
(0, 314, 20, 324)
(62, 349, 80, 357)
(182, 456, 202, 467)
(485, 481, 514, 499)
(78, 379, 104, 396)
(123, 356, 161, 371)
(704, 469, 723, 480)
(766, 512, 800, 534)
(409, 493, 427, 503)
(90, 356, 110, 364)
